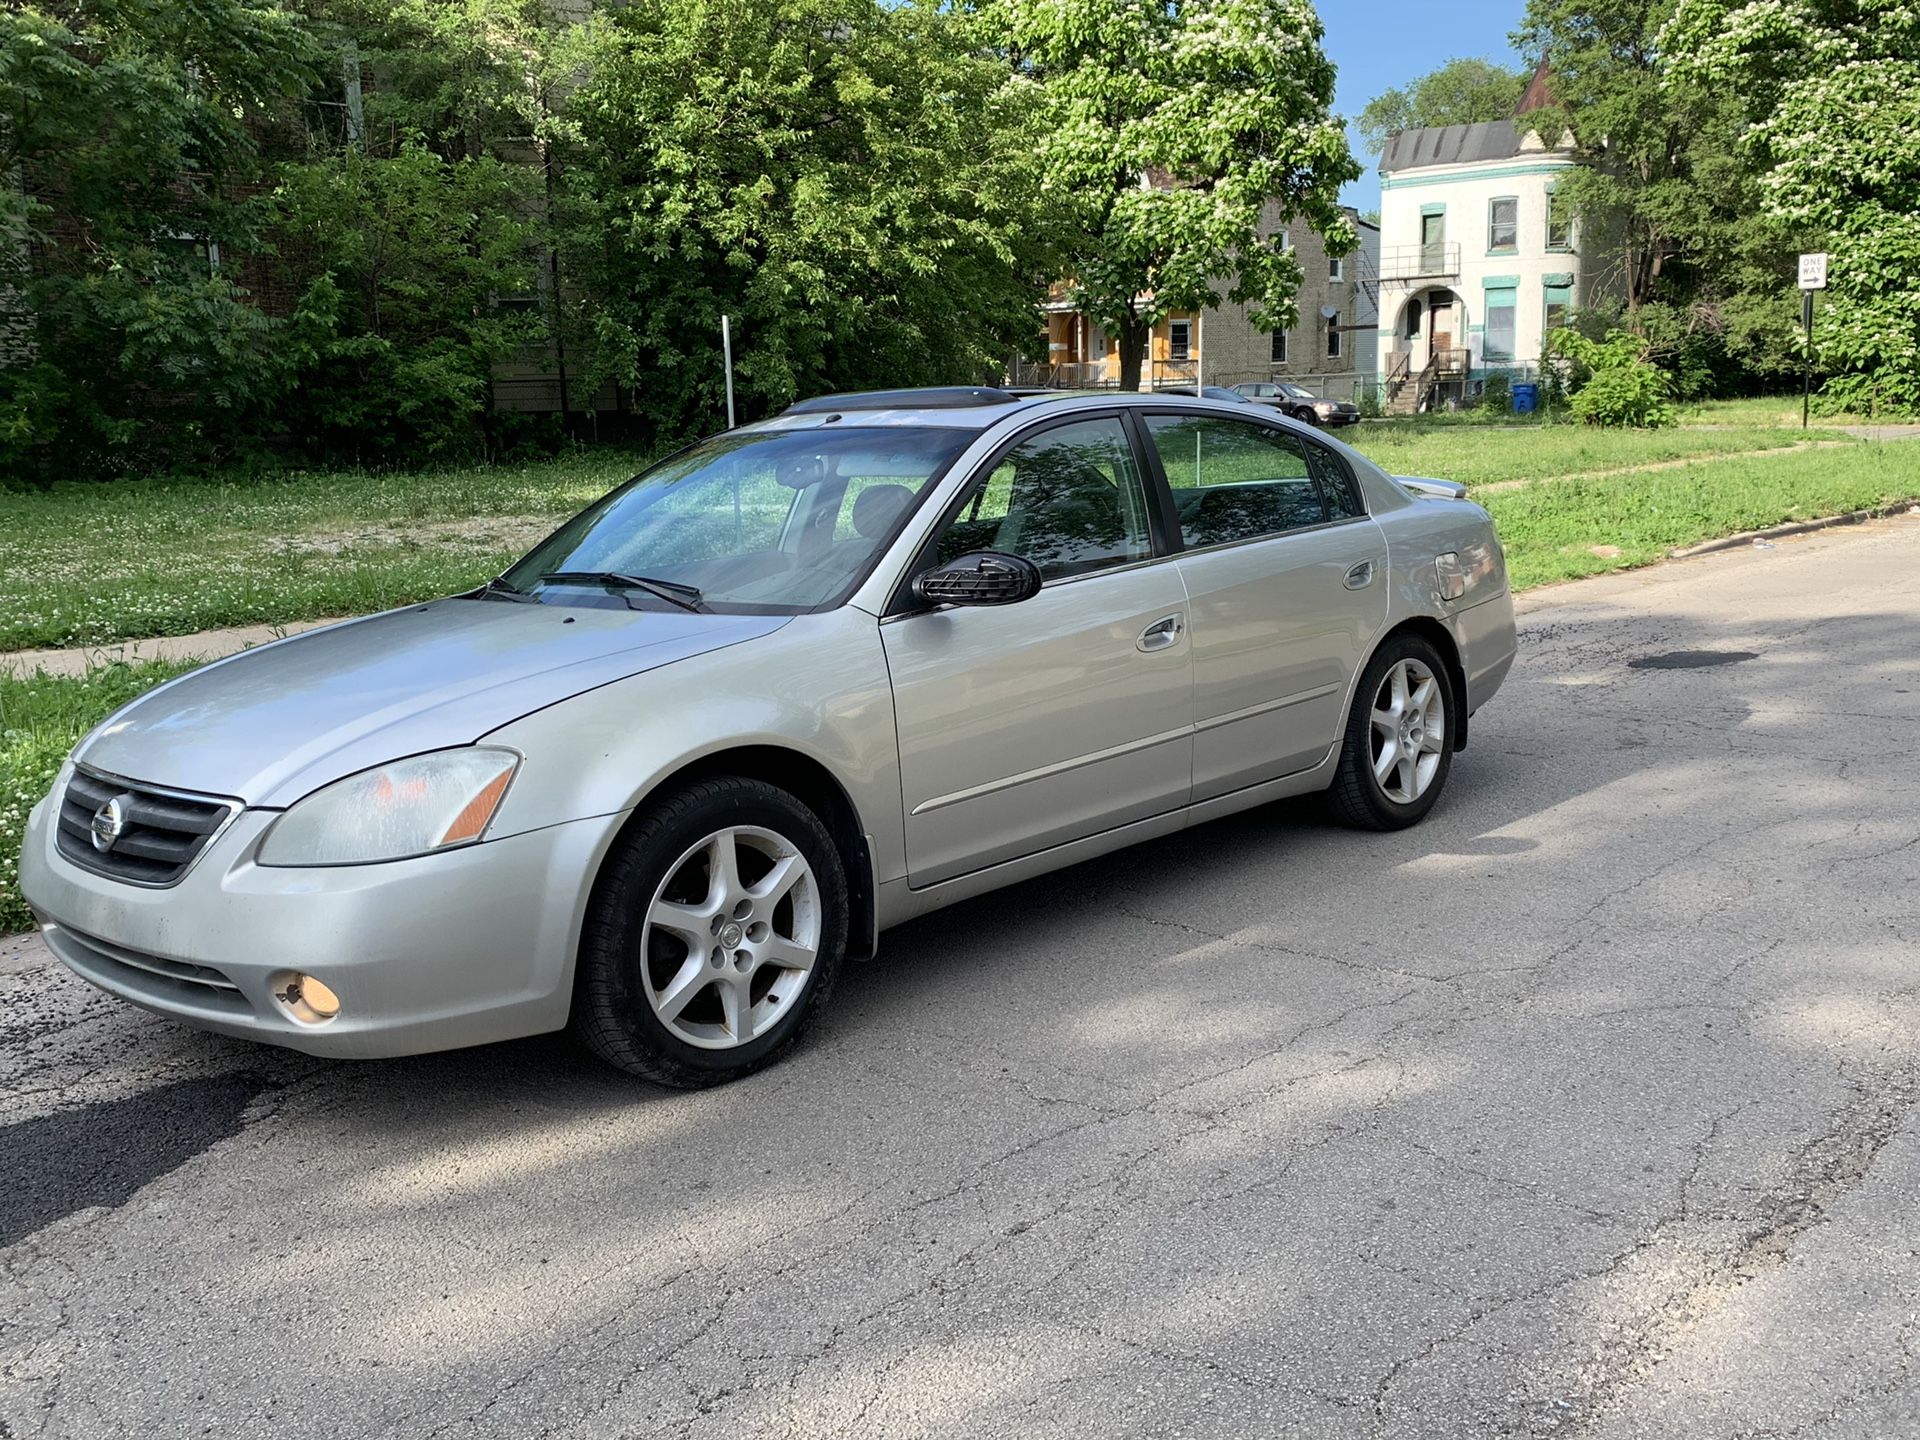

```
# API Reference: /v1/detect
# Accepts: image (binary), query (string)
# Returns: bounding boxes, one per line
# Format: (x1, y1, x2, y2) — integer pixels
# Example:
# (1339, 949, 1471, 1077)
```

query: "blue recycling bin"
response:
(1512, 382, 1540, 414)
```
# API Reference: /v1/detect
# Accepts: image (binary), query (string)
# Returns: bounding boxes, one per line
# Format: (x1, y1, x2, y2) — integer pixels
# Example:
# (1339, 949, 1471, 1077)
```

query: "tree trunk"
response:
(1116, 311, 1148, 392)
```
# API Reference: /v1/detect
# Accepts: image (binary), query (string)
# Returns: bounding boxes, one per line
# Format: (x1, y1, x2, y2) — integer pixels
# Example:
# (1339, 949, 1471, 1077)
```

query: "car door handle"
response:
(1137, 614, 1185, 652)
(1344, 560, 1376, 590)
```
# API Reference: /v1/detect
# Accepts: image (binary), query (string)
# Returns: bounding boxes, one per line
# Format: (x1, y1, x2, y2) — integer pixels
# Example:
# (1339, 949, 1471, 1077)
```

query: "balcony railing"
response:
(1378, 243, 1462, 282)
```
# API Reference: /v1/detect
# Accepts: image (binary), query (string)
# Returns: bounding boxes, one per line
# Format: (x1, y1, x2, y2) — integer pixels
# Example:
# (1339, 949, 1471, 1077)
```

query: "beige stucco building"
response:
(1018, 203, 1380, 396)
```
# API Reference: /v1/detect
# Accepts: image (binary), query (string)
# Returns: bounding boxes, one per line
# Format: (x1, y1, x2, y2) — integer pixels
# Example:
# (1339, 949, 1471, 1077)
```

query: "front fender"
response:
(478, 609, 905, 884)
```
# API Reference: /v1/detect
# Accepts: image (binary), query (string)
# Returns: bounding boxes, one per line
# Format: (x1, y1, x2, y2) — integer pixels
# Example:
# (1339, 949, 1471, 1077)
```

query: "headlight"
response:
(1314, 401, 1336, 414)
(258, 748, 520, 867)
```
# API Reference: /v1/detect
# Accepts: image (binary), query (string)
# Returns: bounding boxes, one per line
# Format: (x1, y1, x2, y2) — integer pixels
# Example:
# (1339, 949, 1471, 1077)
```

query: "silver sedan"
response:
(19, 388, 1515, 1086)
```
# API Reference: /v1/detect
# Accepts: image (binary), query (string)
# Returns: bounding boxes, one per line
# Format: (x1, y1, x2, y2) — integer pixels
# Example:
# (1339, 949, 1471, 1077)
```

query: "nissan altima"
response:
(19, 388, 1515, 1086)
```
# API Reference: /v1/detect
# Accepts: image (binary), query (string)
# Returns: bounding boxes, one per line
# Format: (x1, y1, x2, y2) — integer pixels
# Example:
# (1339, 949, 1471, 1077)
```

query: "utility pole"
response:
(1798, 252, 1828, 430)
(721, 315, 736, 429)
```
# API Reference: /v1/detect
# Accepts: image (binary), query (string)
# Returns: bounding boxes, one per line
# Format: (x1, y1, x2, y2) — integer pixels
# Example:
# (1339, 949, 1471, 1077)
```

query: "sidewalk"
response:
(0, 618, 336, 679)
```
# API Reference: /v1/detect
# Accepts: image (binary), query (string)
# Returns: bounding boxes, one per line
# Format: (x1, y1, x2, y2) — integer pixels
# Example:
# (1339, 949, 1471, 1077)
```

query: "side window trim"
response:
(884, 409, 1169, 616)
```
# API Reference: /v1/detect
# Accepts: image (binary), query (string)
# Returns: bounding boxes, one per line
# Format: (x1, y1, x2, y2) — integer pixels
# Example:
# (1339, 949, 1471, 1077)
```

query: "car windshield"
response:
(503, 426, 971, 614)
(1280, 384, 1318, 399)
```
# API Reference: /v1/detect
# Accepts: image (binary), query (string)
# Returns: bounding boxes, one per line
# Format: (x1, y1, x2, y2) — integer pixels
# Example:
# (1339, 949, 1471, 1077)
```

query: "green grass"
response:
(1345, 422, 1832, 490)
(1487, 442, 1918, 589)
(0, 453, 647, 651)
(0, 661, 195, 932)
(1673, 395, 1899, 428)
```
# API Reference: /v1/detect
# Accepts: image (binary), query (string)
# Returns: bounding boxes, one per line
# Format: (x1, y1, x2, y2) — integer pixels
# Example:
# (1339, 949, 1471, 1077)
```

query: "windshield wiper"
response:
(536, 570, 707, 614)
(472, 575, 539, 603)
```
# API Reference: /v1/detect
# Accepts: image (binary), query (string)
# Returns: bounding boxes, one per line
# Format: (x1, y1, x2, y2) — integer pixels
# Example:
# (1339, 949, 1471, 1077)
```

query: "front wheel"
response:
(1325, 636, 1455, 830)
(572, 777, 848, 1087)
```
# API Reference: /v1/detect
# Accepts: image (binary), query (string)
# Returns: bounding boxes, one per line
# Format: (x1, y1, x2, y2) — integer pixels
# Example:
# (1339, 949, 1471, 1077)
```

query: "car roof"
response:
(755, 385, 1260, 434)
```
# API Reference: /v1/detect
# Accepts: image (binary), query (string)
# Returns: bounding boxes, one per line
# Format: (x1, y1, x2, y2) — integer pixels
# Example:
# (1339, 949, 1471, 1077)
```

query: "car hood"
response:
(75, 599, 789, 807)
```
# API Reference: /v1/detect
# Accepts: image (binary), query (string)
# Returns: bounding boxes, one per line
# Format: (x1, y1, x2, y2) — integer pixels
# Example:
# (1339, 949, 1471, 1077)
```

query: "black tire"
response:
(572, 776, 848, 1087)
(1325, 633, 1456, 831)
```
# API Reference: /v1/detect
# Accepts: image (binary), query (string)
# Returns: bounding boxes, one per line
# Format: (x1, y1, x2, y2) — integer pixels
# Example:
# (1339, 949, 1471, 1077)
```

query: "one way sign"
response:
(1799, 252, 1829, 290)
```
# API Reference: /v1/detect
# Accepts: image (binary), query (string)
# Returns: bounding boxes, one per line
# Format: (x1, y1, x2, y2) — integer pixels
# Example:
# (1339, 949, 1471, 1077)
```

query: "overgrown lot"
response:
(1486, 442, 1917, 588)
(0, 454, 644, 651)
(1344, 422, 1831, 489)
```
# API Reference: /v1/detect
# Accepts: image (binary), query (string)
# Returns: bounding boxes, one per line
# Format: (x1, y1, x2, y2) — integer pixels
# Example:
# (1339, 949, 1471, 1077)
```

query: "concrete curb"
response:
(1669, 500, 1920, 559)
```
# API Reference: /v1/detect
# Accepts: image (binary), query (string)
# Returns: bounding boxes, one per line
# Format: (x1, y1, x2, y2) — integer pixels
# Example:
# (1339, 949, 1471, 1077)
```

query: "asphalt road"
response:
(5, 515, 1920, 1439)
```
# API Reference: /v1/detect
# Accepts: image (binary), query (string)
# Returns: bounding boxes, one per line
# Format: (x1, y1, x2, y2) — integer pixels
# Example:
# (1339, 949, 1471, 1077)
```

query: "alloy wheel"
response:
(1369, 657, 1448, 804)
(640, 826, 821, 1050)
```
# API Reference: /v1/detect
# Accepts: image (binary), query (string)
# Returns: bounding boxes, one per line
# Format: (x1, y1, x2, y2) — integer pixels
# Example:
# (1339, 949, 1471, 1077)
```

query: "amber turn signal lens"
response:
(438, 769, 514, 846)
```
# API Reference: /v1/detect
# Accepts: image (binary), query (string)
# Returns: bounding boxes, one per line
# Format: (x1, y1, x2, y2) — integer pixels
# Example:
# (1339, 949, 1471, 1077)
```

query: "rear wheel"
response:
(573, 777, 847, 1087)
(1326, 635, 1454, 830)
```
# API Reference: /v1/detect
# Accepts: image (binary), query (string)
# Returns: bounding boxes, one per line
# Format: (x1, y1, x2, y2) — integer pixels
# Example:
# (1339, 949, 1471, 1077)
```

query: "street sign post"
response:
(1798, 253, 1828, 429)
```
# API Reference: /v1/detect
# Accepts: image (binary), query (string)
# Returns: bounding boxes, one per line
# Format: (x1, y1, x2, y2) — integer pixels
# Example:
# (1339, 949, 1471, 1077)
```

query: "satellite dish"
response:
(1320, 305, 1340, 320)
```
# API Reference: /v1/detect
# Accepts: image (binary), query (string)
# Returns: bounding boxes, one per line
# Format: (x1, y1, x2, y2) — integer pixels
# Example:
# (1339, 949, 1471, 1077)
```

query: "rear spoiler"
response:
(1395, 475, 1469, 501)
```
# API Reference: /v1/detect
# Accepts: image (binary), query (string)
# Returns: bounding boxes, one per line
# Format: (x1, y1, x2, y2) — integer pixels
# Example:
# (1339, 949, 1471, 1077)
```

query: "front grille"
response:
(55, 768, 239, 886)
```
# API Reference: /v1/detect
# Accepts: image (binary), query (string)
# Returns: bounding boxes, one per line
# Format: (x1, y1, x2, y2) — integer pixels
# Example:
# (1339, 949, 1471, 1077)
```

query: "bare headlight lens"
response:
(258, 748, 520, 867)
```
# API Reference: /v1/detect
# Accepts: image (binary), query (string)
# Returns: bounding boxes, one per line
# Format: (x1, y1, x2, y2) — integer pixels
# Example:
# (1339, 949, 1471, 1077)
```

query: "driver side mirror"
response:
(912, 551, 1043, 607)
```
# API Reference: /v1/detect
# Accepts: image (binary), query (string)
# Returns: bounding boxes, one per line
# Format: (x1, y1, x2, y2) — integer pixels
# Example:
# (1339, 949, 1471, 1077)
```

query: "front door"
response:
(1430, 295, 1454, 356)
(883, 414, 1193, 888)
(1140, 411, 1385, 799)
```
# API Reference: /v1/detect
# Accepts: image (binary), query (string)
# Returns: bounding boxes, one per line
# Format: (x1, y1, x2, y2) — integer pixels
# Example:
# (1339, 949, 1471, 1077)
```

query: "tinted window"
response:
(506, 426, 968, 613)
(930, 416, 1152, 581)
(1305, 442, 1366, 520)
(1146, 414, 1328, 547)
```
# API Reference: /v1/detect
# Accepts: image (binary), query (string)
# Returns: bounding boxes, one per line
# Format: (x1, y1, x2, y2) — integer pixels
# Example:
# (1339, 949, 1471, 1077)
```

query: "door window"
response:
(1146, 414, 1333, 548)
(929, 417, 1153, 581)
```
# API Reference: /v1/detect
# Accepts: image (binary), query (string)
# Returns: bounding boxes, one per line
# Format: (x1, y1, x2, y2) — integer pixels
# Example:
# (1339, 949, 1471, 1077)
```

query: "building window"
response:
(1270, 329, 1288, 364)
(1275, 229, 1292, 252)
(1168, 318, 1192, 362)
(1328, 255, 1344, 281)
(1326, 311, 1342, 359)
(1546, 188, 1573, 251)
(1544, 277, 1573, 332)
(1484, 287, 1517, 362)
(1488, 197, 1518, 253)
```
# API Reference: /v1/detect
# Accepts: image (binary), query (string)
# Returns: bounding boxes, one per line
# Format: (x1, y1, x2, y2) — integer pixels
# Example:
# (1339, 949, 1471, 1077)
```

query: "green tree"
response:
(266, 143, 542, 461)
(1664, 0, 1920, 413)
(0, 0, 316, 476)
(1515, 0, 1808, 393)
(1355, 58, 1526, 155)
(541, 0, 1056, 438)
(991, 0, 1357, 393)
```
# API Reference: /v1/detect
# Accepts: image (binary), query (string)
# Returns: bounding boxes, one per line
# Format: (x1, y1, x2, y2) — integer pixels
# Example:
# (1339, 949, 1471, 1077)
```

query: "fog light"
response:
(274, 972, 341, 1025)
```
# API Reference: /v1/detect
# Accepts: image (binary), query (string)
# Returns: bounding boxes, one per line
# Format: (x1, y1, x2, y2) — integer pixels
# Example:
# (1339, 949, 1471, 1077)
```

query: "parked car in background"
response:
(1161, 385, 1256, 404)
(20, 387, 1513, 1089)
(1234, 381, 1361, 428)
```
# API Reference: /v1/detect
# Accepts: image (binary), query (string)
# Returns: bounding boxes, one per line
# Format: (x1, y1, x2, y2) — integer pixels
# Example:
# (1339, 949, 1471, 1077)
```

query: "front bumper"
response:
(18, 789, 619, 1059)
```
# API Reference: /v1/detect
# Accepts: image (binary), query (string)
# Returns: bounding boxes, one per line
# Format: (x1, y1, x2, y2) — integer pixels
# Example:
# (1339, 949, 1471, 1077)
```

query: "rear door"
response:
(881, 413, 1193, 888)
(1141, 411, 1386, 801)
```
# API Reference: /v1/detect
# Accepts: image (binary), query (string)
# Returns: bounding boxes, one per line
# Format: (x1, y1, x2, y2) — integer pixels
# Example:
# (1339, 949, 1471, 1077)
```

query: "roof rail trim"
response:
(783, 387, 1026, 414)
